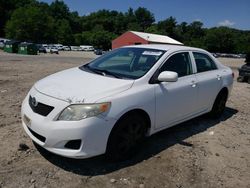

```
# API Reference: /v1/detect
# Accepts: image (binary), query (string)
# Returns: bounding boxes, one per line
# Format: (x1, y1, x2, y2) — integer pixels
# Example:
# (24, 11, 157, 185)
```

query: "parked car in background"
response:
(0, 41, 5, 49)
(70, 46, 82, 51)
(212, 53, 218, 58)
(237, 53, 250, 83)
(50, 46, 59, 54)
(0, 38, 10, 49)
(80, 45, 94, 51)
(216, 53, 245, 58)
(21, 44, 233, 161)
(45, 46, 59, 54)
(54, 44, 63, 50)
(237, 64, 250, 83)
(38, 46, 47, 53)
(94, 49, 103, 55)
(45, 47, 50, 53)
(42, 44, 48, 48)
(62, 46, 71, 51)
(36, 44, 47, 53)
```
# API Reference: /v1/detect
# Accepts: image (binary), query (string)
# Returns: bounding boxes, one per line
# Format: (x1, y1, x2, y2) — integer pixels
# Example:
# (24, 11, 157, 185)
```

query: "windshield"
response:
(80, 47, 165, 79)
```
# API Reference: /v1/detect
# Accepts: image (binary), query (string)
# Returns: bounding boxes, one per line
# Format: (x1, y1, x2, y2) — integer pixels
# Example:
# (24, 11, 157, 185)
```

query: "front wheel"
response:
(106, 114, 147, 161)
(209, 92, 228, 118)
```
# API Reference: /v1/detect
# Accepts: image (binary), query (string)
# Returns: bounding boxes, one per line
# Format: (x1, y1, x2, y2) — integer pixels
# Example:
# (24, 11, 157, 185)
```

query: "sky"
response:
(41, 0, 250, 30)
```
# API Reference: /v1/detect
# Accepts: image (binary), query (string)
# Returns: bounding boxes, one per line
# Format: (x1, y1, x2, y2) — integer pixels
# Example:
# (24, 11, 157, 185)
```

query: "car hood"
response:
(34, 67, 134, 103)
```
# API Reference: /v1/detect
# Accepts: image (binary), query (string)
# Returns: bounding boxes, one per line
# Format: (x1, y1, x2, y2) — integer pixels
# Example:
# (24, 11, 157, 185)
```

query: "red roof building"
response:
(112, 31, 183, 49)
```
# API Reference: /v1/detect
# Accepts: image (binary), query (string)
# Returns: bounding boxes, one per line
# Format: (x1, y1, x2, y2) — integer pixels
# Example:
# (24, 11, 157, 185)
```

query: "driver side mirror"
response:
(158, 71, 178, 82)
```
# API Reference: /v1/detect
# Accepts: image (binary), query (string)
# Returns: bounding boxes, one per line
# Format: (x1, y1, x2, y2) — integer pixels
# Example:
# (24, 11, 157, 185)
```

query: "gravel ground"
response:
(0, 51, 249, 188)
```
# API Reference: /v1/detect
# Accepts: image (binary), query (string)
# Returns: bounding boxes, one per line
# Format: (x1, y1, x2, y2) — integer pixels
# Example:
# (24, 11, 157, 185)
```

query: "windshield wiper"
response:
(83, 64, 122, 78)
(98, 69, 122, 78)
(84, 64, 103, 75)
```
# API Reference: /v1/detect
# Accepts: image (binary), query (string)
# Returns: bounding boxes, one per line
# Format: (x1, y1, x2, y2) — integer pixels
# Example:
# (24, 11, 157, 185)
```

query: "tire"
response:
(106, 114, 147, 161)
(209, 91, 228, 118)
(248, 77, 250, 84)
(237, 76, 244, 82)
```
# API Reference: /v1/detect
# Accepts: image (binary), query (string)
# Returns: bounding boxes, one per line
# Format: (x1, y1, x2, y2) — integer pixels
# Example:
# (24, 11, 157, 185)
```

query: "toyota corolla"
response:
(21, 45, 233, 161)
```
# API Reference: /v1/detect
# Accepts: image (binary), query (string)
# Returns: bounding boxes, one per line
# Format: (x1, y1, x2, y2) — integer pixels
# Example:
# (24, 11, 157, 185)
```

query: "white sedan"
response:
(21, 45, 233, 161)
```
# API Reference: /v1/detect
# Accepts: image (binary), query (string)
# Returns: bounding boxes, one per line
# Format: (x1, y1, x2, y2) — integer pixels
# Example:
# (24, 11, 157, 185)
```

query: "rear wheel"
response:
(248, 77, 250, 84)
(106, 114, 147, 161)
(209, 91, 228, 118)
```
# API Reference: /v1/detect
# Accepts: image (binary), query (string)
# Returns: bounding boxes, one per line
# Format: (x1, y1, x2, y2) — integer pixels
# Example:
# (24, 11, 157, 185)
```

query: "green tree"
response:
(134, 7, 155, 30)
(124, 7, 137, 31)
(204, 27, 236, 53)
(127, 22, 142, 31)
(91, 30, 117, 50)
(234, 31, 250, 53)
(5, 6, 55, 43)
(0, 0, 36, 36)
(74, 30, 116, 50)
(181, 21, 205, 47)
(55, 19, 73, 45)
(49, 0, 70, 20)
(125, 7, 136, 23)
(74, 31, 93, 45)
(67, 11, 82, 34)
(81, 10, 120, 33)
(145, 24, 159, 34)
(157, 16, 177, 37)
(113, 12, 127, 34)
(174, 22, 188, 42)
(187, 21, 204, 38)
(2, 0, 249, 53)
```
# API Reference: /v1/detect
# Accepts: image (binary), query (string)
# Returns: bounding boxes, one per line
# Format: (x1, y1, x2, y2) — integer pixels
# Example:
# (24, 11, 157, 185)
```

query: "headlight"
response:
(57, 102, 111, 121)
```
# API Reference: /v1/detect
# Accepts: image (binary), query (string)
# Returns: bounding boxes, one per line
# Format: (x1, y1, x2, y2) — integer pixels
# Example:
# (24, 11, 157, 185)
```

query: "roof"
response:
(130, 31, 183, 45)
(123, 44, 206, 53)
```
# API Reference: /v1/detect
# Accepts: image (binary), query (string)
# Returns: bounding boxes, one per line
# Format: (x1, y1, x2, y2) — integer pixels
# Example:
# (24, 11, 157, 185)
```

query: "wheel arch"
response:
(210, 87, 229, 111)
(106, 109, 151, 150)
(209, 86, 229, 118)
(105, 109, 151, 160)
(218, 87, 229, 99)
(113, 108, 151, 131)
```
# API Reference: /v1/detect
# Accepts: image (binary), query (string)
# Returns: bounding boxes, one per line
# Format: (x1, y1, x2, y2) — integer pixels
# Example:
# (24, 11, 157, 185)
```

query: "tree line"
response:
(1, 0, 249, 52)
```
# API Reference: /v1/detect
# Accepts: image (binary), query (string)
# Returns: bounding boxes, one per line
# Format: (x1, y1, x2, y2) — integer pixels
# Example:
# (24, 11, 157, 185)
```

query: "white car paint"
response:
(21, 44, 233, 159)
(34, 68, 134, 103)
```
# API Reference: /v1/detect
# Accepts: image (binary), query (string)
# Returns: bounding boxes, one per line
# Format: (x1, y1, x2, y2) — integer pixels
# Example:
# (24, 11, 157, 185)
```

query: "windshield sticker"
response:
(142, 51, 163, 56)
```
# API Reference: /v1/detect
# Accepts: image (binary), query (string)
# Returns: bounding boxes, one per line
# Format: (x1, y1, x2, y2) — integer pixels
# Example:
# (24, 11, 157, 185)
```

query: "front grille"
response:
(29, 96, 54, 116)
(28, 127, 46, 142)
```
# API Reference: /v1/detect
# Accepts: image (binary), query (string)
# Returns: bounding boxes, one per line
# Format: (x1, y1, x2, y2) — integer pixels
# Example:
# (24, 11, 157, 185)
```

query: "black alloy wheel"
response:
(106, 114, 147, 161)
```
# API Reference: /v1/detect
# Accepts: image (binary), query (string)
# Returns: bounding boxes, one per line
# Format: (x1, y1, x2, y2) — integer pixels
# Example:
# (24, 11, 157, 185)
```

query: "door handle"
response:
(217, 75, 221, 80)
(191, 80, 196, 88)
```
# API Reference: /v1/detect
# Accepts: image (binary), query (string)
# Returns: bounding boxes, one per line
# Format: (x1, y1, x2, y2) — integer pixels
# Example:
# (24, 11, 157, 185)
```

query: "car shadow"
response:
(35, 107, 238, 176)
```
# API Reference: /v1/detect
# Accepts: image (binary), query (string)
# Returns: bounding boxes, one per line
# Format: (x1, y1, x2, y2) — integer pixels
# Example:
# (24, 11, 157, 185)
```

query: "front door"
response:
(155, 52, 198, 129)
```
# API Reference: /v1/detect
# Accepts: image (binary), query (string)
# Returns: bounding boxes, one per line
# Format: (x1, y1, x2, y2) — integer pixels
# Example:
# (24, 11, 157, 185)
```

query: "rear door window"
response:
(193, 52, 217, 73)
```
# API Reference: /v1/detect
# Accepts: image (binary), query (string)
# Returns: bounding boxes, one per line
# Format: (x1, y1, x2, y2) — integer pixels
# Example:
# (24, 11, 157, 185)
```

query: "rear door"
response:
(192, 52, 223, 111)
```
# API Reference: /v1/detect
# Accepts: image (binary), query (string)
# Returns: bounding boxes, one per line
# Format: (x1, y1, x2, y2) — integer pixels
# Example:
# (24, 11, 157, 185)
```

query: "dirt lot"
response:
(0, 51, 249, 188)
